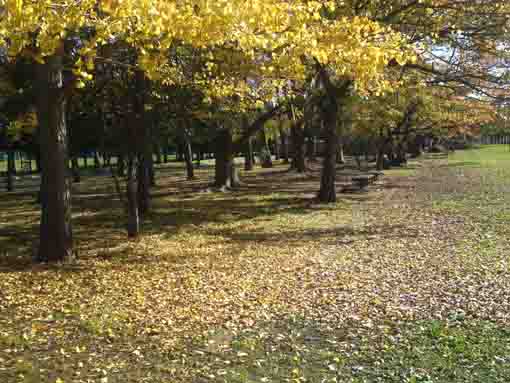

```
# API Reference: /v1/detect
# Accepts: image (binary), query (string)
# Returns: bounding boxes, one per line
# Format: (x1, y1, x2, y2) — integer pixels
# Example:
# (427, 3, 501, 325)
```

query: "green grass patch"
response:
(188, 319, 510, 383)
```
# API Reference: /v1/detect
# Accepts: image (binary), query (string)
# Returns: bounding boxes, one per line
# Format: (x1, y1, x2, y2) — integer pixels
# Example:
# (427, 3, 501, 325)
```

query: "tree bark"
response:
(136, 140, 150, 218)
(376, 129, 385, 170)
(126, 156, 140, 238)
(274, 138, 280, 160)
(195, 148, 202, 168)
(149, 153, 156, 187)
(34, 148, 41, 173)
(318, 103, 339, 203)
(34, 55, 74, 263)
(244, 137, 254, 171)
(317, 70, 350, 203)
(279, 127, 289, 163)
(214, 128, 239, 189)
(337, 136, 345, 164)
(307, 136, 316, 162)
(155, 144, 162, 164)
(117, 154, 125, 176)
(94, 151, 100, 168)
(290, 122, 306, 172)
(183, 134, 195, 180)
(71, 157, 81, 183)
(6, 150, 15, 192)
(176, 142, 184, 162)
(134, 70, 151, 216)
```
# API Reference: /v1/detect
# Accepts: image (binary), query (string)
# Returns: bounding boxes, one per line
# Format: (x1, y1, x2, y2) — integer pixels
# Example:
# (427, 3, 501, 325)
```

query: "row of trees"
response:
(0, 0, 508, 263)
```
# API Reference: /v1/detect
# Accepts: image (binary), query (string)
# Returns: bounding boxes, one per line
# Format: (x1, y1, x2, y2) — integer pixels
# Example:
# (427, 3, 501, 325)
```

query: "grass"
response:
(1, 147, 510, 382)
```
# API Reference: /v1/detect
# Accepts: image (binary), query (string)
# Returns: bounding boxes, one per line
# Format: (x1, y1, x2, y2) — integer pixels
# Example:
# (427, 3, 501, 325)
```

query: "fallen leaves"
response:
(1, 149, 510, 382)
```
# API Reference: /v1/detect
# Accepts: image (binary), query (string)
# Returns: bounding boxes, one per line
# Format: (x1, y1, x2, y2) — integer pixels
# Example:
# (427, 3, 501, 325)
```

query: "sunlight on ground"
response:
(1, 147, 510, 382)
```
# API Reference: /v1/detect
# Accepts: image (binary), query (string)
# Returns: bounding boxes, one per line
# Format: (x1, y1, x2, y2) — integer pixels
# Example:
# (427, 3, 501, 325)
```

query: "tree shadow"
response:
(0, 161, 419, 271)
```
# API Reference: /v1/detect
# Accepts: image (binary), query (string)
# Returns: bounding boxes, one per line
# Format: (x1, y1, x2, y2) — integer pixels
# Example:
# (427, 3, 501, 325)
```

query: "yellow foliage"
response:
(0, 0, 414, 98)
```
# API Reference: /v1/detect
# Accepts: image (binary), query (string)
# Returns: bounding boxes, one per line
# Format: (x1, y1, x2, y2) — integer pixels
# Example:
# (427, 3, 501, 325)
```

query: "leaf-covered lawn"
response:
(1, 147, 510, 382)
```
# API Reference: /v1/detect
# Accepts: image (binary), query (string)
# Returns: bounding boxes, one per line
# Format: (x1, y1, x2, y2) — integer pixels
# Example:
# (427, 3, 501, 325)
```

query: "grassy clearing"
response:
(1, 148, 510, 382)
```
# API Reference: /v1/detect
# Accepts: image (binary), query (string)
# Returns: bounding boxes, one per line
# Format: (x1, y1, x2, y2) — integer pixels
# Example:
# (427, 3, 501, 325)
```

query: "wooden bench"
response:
(351, 175, 374, 191)
(350, 171, 384, 192)
(368, 171, 384, 183)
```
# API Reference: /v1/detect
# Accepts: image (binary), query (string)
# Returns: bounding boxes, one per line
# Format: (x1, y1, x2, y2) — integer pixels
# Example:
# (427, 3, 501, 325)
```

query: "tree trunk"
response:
(337, 136, 345, 164)
(307, 136, 316, 162)
(126, 156, 140, 238)
(155, 144, 162, 164)
(163, 149, 168, 163)
(71, 157, 81, 183)
(195, 148, 202, 168)
(318, 74, 349, 203)
(103, 153, 111, 167)
(135, 70, 151, 216)
(274, 138, 280, 160)
(183, 135, 194, 180)
(376, 130, 385, 171)
(94, 151, 100, 168)
(215, 129, 239, 189)
(291, 123, 306, 172)
(6, 150, 15, 192)
(279, 128, 289, 163)
(34, 149, 41, 173)
(136, 141, 150, 218)
(149, 153, 156, 187)
(176, 142, 184, 162)
(318, 104, 339, 203)
(244, 137, 254, 171)
(34, 55, 74, 263)
(117, 154, 125, 176)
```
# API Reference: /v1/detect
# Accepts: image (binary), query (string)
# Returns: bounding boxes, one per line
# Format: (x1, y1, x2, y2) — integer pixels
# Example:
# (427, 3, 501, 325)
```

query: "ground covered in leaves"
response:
(1, 146, 510, 382)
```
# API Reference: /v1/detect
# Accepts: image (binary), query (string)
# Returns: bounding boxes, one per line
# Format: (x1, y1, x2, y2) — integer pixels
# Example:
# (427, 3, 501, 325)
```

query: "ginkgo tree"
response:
(0, 0, 416, 261)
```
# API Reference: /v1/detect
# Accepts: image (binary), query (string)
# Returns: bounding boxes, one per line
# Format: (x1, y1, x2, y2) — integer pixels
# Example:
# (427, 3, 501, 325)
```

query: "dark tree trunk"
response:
(376, 130, 385, 171)
(176, 142, 184, 162)
(307, 136, 316, 162)
(183, 135, 194, 180)
(155, 144, 162, 164)
(274, 138, 280, 160)
(163, 149, 168, 163)
(149, 153, 156, 187)
(337, 136, 345, 164)
(387, 138, 395, 162)
(409, 135, 423, 158)
(126, 156, 139, 238)
(71, 157, 81, 183)
(395, 141, 407, 166)
(34, 55, 74, 263)
(117, 154, 125, 176)
(6, 150, 15, 191)
(318, 105, 339, 203)
(83, 155, 88, 168)
(215, 129, 239, 189)
(318, 73, 350, 203)
(136, 148, 151, 218)
(103, 153, 111, 167)
(94, 151, 100, 168)
(134, 71, 151, 216)
(279, 128, 289, 163)
(195, 148, 202, 168)
(291, 123, 306, 172)
(244, 137, 254, 171)
(376, 150, 384, 170)
(34, 149, 41, 173)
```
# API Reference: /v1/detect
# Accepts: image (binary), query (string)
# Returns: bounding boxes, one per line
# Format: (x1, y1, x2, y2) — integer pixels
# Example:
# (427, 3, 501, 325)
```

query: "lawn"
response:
(1, 146, 510, 383)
